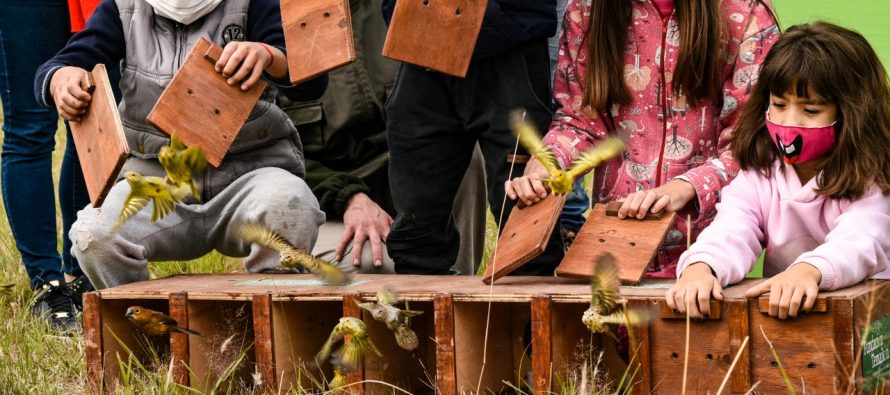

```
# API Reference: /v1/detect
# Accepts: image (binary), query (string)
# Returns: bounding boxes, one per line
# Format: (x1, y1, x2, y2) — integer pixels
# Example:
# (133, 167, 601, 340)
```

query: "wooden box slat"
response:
(281, 0, 355, 83)
(382, 0, 488, 77)
(146, 37, 265, 167)
(482, 194, 568, 284)
(169, 292, 190, 386)
(69, 63, 129, 207)
(557, 203, 678, 285)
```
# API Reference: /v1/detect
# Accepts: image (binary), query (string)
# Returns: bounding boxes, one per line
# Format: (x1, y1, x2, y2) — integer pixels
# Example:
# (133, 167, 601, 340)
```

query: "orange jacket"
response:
(68, 0, 101, 32)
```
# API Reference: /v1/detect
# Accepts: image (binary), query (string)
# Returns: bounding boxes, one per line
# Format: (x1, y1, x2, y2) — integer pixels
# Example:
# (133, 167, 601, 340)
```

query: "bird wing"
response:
(117, 194, 150, 229)
(317, 325, 345, 362)
(509, 110, 562, 177)
(240, 223, 293, 253)
(590, 252, 620, 314)
(598, 307, 653, 326)
(566, 136, 626, 180)
(377, 288, 398, 306)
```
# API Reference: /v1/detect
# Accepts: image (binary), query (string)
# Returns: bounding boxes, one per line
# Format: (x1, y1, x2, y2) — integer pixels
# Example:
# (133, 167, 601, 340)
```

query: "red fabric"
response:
(651, 0, 674, 18)
(68, 0, 101, 32)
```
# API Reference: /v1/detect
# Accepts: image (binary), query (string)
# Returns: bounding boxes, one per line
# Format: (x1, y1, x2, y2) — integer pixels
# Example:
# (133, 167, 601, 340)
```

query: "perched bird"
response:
(510, 109, 625, 195)
(356, 288, 423, 351)
(158, 135, 207, 202)
(240, 223, 349, 285)
(581, 253, 651, 333)
(317, 317, 381, 372)
(125, 306, 201, 337)
(116, 171, 191, 228)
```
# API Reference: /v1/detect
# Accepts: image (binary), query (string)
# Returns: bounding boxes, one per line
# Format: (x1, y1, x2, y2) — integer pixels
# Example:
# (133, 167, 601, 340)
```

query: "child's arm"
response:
(743, 263, 821, 319)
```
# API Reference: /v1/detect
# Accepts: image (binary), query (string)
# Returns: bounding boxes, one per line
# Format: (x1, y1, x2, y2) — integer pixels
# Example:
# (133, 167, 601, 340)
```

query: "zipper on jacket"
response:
(654, 8, 673, 187)
(173, 22, 188, 72)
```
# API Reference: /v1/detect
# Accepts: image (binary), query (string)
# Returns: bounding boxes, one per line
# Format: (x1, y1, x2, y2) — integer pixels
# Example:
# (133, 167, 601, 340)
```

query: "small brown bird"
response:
(240, 223, 349, 285)
(356, 288, 423, 351)
(581, 253, 651, 333)
(317, 317, 381, 372)
(125, 306, 201, 337)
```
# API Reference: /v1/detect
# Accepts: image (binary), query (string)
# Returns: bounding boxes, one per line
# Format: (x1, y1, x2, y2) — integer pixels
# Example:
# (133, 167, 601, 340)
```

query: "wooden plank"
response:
(252, 294, 276, 393)
(69, 63, 129, 207)
(84, 292, 104, 393)
(833, 298, 855, 393)
(168, 293, 190, 386)
(727, 300, 752, 393)
(146, 37, 265, 167)
(557, 203, 677, 284)
(604, 200, 663, 220)
(342, 294, 364, 394)
(435, 294, 456, 395)
(626, 299, 652, 395)
(531, 296, 552, 394)
(482, 194, 567, 284)
(757, 296, 828, 314)
(382, 0, 488, 77)
(281, 0, 355, 83)
(659, 299, 722, 320)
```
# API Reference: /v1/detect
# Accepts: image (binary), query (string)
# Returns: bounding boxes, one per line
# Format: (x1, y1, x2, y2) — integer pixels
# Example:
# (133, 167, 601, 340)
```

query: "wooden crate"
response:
(84, 274, 890, 393)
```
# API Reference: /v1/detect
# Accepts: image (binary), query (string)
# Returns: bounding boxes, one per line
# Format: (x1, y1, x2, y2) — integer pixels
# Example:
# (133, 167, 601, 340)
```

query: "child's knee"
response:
(69, 207, 111, 264)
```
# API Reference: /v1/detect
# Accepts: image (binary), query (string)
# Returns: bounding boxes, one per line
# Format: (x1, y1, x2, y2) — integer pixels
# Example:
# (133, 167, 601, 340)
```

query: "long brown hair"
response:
(580, 0, 724, 112)
(731, 22, 890, 199)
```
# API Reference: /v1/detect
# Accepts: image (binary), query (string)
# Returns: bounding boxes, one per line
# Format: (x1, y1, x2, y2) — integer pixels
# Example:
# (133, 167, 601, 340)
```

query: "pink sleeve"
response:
(677, 170, 766, 286)
(795, 190, 890, 290)
(541, 0, 612, 170)
(677, 1, 779, 220)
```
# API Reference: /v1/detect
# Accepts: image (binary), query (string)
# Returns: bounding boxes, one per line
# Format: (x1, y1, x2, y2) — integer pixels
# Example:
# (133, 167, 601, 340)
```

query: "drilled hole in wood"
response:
(598, 238, 606, 243)
(187, 88, 194, 95)
(770, 360, 778, 368)
(671, 352, 679, 359)
(323, 12, 330, 17)
(455, 8, 461, 15)
(533, 219, 539, 225)
(300, 22, 307, 28)
(423, 0, 429, 5)
(213, 108, 220, 115)
(511, 232, 516, 238)
(807, 362, 816, 369)
(629, 241, 636, 247)
(705, 353, 713, 360)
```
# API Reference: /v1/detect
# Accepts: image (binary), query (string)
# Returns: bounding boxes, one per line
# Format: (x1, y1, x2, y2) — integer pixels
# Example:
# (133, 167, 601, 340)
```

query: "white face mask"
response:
(146, 0, 224, 25)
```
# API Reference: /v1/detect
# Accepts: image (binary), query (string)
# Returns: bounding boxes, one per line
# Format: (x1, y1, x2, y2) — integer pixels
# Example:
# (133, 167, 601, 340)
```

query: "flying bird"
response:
(240, 223, 349, 285)
(158, 134, 207, 201)
(116, 171, 191, 228)
(317, 317, 381, 372)
(356, 288, 423, 351)
(581, 253, 651, 333)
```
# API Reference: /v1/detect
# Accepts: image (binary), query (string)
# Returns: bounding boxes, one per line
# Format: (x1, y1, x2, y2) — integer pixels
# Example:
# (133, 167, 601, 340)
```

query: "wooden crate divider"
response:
(84, 275, 890, 393)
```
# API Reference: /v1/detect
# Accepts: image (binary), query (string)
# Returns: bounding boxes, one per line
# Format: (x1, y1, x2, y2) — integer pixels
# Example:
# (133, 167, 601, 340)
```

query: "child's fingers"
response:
(220, 46, 247, 78)
(787, 287, 805, 318)
(777, 284, 794, 319)
(744, 278, 772, 298)
(505, 180, 518, 200)
(802, 284, 819, 312)
(665, 288, 678, 311)
(696, 285, 711, 317)
(767, 282, 783, 317)
(67, 84, 92, 102)
(671, 287, 687, 314)
(228, 52, 257, 85)
(684, 292, 702, 319)
(651, 194, 671, 214)
(215, 43, 237, 73)
(240, 60, 265, 91)
(711, 279, 724, 300)
(636, 191, 659, 219)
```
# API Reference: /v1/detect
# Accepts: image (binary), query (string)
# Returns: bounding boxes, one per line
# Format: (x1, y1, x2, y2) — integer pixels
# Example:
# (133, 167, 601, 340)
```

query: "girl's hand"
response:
(505, 157, 550, 206)
(618, 179, 696, 219)
(744, 263, 821, 319)
(215, 41, 285, 91)
(665, 262, 723, 319)
(49, 66, 92, 122)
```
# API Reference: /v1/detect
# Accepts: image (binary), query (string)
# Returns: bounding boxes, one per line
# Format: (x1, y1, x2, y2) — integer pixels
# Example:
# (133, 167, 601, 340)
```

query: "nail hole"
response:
(511, 232, 516, 238)
(187, 88, 194, 95)
(770, 360, 778, 368)
(300, 22, 307, 28)
(598, 238, 606, 243)
(671, 352, 679, 359)
(807, 362, 816, 369)
(533, 219, 539, 225)
(455, 8, 461, 15)
(423, 0, 429, 5)
(705, 353, 713, 360)
(628, 241, 636, 247)
(222, 134, 228, 140)
(213, 108, 220, 115)
(323, 12, 331, 17)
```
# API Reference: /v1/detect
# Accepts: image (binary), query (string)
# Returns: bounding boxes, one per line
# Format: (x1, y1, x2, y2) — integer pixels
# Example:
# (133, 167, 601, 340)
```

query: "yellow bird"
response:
(328, 368, 347, 394)
(356, 288, 423, 351)
(116, 171, 191, 228)
(158, 135, 207, 202)
(317, 317, 381, 372)
(125, 306, 201, 337)
(581, 253, 651, 333)
(510, 109, 626, 195)
(240, 223, 349, 285)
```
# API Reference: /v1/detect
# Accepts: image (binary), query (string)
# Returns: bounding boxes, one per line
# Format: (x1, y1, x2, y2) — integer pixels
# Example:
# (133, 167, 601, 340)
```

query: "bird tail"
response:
(306, 258, 349, 286)
(173, 326, 202, 337)
(393, 324, 419, 351)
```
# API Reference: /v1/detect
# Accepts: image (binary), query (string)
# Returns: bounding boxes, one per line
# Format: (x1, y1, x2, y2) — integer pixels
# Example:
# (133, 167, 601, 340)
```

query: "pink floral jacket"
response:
(543, 0, 779, 277)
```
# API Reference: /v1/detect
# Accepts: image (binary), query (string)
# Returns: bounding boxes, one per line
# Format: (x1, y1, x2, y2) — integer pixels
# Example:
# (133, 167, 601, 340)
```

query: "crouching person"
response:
(35, 0, 328, 289)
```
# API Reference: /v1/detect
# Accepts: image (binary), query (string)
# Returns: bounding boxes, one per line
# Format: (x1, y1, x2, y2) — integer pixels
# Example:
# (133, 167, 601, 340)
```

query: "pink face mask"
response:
(765, 111, 837, 164)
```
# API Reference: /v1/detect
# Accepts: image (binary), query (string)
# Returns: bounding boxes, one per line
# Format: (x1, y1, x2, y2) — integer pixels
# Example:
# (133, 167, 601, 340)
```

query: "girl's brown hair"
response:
(731, 22, 890, 199)
(580, 0, 724, 112)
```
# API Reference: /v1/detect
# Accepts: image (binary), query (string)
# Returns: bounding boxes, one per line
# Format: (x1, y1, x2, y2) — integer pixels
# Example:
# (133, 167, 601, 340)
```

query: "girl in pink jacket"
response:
(506, 0, 778, 277)
(667, 22, 890, 319)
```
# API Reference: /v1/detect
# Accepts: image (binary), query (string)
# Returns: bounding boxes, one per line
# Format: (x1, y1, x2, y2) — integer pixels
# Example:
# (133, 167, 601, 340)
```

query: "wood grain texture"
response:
(146, 37, 265, 167)
(69, 64, 129, 207)
(531, 296, 552, 394)
(726, 300, 751, 394)
(251, 294, 275, 393)
(281, 0, 355, 83)
(382, 0, 488, 77)
(626, 298, 653, 395)
(757, 296, 828, 314)
(435, 294, 456, 395)
(482, 194, 568, 284)
(557, 203, 677, 284)
(84, 292, 104, 393)
(168, 293, 190, 386)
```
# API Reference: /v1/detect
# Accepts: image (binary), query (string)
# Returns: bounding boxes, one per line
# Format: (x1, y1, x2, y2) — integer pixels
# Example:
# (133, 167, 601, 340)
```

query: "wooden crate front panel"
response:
(453, 302, 530, 393)
(271, 300, 341, 392)
(186, 300, 255, 391)
(363, 301, 436, 394)
(99, 298, 170, 387)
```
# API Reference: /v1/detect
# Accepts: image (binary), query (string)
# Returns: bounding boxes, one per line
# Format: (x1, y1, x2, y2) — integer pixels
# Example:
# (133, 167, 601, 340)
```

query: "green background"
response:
(774, 0, 890, 65)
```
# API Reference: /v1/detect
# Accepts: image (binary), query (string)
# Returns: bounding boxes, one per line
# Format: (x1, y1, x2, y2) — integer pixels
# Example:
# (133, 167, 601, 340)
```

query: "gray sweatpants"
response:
(71, 165, 325, 289)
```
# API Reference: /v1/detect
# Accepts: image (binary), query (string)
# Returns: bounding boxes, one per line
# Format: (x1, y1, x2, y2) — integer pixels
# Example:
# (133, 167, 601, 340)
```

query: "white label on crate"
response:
(234, 279, 368, 287)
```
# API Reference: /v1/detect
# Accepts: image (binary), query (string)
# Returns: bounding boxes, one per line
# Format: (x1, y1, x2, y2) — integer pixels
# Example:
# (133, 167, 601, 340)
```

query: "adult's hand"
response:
(335, 193, 393, 268)
(505, 157, 550, 206)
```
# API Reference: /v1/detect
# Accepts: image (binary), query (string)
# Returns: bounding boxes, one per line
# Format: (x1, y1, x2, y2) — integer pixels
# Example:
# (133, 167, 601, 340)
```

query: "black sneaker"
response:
(32, 280, 78, 332)
(68, 275, 95, 312)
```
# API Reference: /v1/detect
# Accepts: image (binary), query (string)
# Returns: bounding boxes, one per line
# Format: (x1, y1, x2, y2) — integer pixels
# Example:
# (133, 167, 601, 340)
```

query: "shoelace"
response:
(42, 283, 73, 318)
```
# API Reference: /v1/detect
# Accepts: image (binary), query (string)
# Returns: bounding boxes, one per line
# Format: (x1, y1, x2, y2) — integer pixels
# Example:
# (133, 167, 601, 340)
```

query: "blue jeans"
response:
(0, 0, 90, 289)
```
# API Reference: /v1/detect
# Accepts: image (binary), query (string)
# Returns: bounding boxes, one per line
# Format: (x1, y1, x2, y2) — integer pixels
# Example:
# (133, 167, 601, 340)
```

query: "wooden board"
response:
(556, 202, 678, 284)
(69, 64, 129, 207)
(146, 37, 266, 167)
(382, 0, 488, 77)
(482, 194, 568, 284)
(281, 0, 355, 83)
